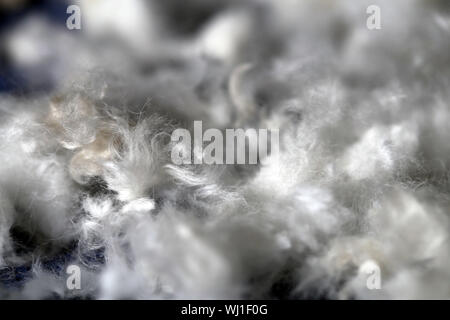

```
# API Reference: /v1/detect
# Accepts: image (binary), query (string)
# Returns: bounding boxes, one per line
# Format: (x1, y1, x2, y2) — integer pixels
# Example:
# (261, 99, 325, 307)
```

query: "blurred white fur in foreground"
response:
(1, 0, 450, 299)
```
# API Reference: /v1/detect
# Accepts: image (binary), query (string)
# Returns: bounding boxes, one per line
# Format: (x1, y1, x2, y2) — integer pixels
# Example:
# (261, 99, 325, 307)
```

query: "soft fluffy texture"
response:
(0, 0, 450, 299)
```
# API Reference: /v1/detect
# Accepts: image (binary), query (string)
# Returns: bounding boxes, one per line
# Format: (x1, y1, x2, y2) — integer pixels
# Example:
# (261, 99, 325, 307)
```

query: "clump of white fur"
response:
(1, 0, 450, 299)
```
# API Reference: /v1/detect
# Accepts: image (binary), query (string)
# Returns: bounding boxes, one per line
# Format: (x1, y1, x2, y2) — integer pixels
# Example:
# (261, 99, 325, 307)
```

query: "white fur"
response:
(0, 0, 450, 299)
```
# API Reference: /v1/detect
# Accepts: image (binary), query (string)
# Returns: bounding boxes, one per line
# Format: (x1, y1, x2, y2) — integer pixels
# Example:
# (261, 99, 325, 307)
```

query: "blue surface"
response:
(0, 244, 105, 289)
